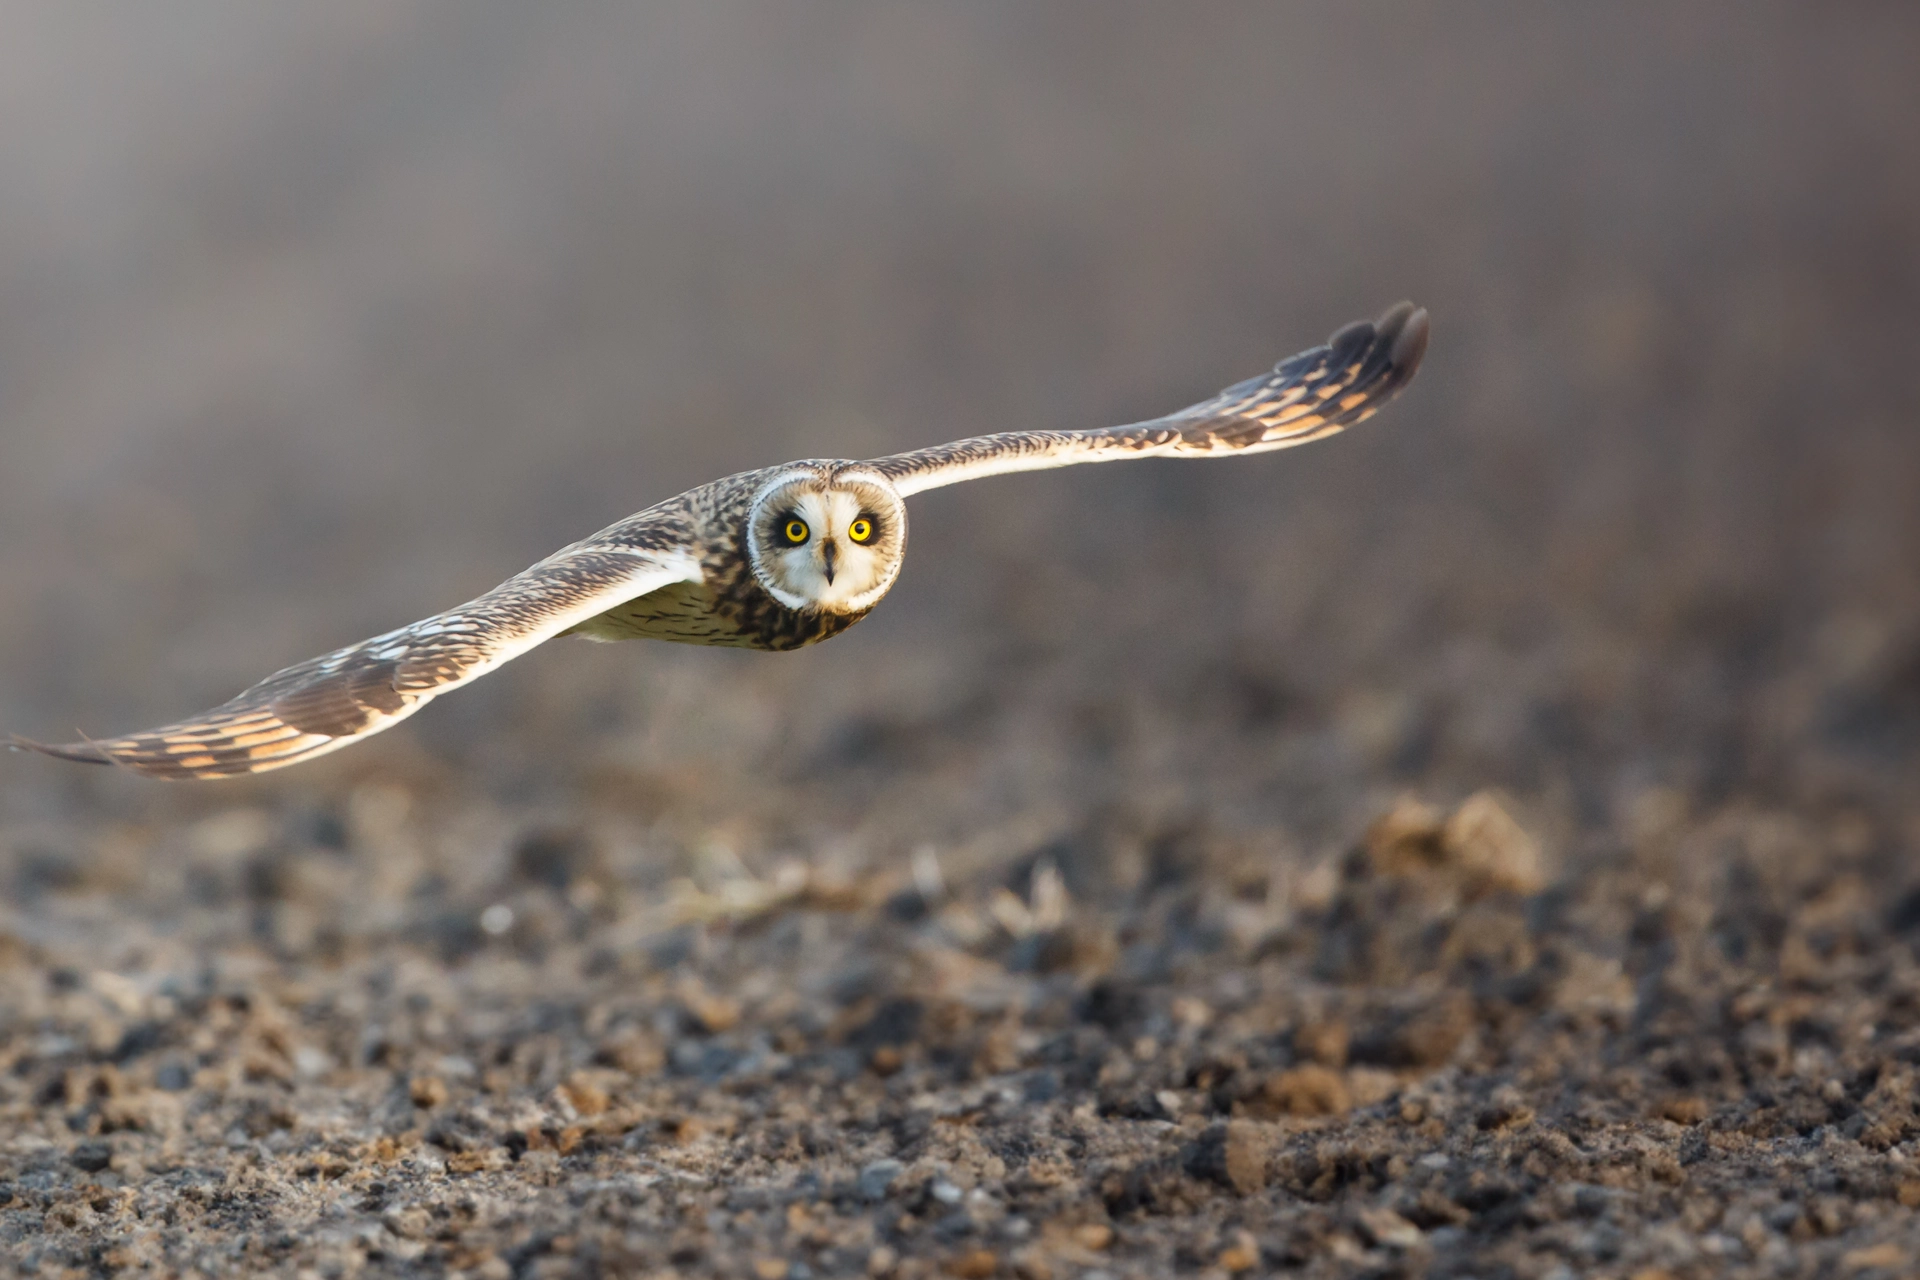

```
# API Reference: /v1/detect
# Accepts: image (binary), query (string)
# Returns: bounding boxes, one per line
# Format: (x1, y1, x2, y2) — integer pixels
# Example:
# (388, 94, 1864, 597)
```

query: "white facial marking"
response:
(748, 472, 905, 613)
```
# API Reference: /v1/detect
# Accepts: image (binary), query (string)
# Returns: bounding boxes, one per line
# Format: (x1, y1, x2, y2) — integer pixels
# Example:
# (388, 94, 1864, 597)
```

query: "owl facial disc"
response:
(746, 468, 907, 613)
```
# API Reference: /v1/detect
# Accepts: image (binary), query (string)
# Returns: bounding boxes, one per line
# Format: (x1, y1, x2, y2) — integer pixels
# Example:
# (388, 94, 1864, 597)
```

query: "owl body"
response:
(13, 303, 1426, 778)
(574, 463, 881, 650)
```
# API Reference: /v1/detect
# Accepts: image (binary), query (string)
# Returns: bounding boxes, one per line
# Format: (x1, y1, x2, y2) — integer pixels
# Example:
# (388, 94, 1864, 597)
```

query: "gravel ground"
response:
(4, 6, 1920, 1278)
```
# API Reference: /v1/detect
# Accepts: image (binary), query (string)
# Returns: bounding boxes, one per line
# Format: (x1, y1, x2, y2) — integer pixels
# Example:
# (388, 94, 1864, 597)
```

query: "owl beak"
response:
(820, 539, 837, 585)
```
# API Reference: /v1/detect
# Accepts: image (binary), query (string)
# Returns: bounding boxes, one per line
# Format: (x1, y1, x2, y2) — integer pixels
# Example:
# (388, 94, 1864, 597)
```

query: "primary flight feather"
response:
(11, 302, 1427, 779)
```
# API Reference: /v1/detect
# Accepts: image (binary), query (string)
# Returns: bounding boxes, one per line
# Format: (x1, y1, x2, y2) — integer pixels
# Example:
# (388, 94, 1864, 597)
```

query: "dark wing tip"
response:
(1339, 300, 1427, 369)
(1328, 300, 1428, 410)
(1317, 301, 1427, 382)
(1379, 300, 1430, 376)
(7, 734, 114, 765)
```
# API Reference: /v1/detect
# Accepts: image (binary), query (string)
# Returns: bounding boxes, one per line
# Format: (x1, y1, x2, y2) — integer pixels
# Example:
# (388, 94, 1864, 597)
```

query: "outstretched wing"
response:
(11, 540, 704, 779)
(866, 301, 1428, 497)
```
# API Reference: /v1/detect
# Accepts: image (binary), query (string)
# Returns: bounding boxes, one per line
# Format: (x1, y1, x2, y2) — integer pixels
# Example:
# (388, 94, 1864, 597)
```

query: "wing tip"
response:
(1379, 300, 1430, 377)
(1319, 300, 1428, 384)
(9, 727, 339, 779)
(7, 733, 115, 766)
(1331, 301, 1429, 413)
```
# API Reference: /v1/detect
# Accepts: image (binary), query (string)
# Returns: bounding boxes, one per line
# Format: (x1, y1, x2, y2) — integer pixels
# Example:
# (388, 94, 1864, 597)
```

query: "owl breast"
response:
(569, 578, 868, 651)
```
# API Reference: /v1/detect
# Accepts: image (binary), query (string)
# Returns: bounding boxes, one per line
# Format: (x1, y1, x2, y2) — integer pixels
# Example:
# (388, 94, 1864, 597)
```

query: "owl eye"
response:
(782, 518, 810, 545)
(847, 517, 874, 544)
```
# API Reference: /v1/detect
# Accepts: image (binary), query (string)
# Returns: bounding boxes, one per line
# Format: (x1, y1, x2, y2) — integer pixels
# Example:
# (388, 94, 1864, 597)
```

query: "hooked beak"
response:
(820, 539, 837, 585)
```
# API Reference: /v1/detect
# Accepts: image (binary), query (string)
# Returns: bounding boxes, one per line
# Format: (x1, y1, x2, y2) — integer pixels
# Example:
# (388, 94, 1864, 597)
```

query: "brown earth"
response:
(3, 6, 1920, 1278)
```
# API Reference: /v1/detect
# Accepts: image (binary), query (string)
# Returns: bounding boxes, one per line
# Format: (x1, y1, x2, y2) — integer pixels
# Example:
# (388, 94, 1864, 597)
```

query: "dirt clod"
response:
(408, 1074, 448, 1109)
(1218, 1231, 1260, 1273)
(1260, 1065, 1352, 1117)
(1186, 1120, 1272, 1196)
(1441, 792, 1544, 896)
(944, 1248, 999, 1279)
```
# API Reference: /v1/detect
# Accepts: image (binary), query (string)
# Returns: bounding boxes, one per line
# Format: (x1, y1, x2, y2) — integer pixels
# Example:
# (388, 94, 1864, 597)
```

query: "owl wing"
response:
(10, 538, 704, 779)
(864, 301, 1428, 497)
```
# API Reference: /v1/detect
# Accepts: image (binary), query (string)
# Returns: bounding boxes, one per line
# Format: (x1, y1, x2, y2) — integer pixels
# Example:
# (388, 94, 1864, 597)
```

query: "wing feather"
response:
(866, 301, 1428, 497)
(10, 539, 703, 779)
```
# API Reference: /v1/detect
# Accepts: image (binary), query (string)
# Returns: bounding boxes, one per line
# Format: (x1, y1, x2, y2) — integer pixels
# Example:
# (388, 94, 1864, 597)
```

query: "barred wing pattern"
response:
(867, 301, 1428, 497)
(11, 542, 703, 778)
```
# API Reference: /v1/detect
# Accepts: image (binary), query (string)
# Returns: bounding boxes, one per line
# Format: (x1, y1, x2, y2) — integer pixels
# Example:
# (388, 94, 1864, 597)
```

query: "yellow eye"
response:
(848, 517, 874, 543)
(783, 518, 809, 545)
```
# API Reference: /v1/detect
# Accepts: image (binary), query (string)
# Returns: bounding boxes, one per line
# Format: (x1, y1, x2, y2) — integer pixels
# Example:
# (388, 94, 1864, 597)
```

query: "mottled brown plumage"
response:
(11, 302, 1427, 779)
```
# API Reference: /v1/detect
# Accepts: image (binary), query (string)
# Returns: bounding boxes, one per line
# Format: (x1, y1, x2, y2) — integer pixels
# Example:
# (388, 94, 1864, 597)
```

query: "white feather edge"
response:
(250, 545, 706, 759)
(884, 426, 1332, 498)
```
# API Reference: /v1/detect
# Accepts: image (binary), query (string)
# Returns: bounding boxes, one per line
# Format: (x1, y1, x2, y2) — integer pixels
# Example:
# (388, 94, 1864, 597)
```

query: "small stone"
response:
(1842, 1243, 1906, 1271)
(1346, 1067, 1399, 1108)
(1262, 1064, 1351, 1117)
(513, 827, 593, 890)
(1659, 1095, 1708, 1125)
(1217, 1230, 1259, 1273)
(1476, 1086, 1534, 1131)
(600, 1029, 664, 1074)
(293, 1045, 334, 1079)
(409, 1075, 448, 1109)
(561, 1076, 609, 1117)
(1442, 792, 1544, 895)
(866, 1244, 898, 1276)
(1017, 1155, 1074, 1189)
(70, 1141, 113, 1173)
(384, 1205, 433, 1239)
(858, 1159, 905, 1202)
(1294, 1019, 1350, 1068)
(1386, 994, 1475, 1068)
(446, 1148, 506, 1174)
(1365, 797, 1448, 875)
(753, 1259, 790, 1280)
(944, 1249, 998, 1279)
(1185, 1121, 1271, 1195)
(1073, 1223, 1113, 1251)
(1011, 1248, 1052, 1280)
(1357, 1206, 1422, 1250)
(1898, 1180, 1920, 1208)
(1170, 996, 1212, 1030)
(363, 1135, 408, 1163)
(679, 980, 741, 1034)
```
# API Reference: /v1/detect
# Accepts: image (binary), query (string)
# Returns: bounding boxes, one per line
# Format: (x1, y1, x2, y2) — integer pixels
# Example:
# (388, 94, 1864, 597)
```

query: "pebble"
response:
(858, 1159, 904, 1202)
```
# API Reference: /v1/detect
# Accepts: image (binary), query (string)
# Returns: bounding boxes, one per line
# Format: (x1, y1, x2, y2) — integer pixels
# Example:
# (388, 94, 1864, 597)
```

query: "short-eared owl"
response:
(12, 303, 1427, 778)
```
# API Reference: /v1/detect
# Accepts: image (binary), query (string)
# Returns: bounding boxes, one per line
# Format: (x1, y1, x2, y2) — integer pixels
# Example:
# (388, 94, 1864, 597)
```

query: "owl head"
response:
(747, 466, 907, 613)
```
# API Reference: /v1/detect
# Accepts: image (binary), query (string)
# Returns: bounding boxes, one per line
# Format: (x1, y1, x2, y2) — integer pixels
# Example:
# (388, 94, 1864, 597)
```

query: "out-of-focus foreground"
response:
(3, 6, 1920, 1277)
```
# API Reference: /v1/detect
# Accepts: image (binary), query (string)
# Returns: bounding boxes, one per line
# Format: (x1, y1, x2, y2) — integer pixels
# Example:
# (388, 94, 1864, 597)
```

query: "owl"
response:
(11, 303, 1426, 778)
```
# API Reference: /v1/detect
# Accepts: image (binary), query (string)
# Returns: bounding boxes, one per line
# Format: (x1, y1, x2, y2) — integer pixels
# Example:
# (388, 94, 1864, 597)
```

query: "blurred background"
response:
(4, 5, 1916, 854)
(4, 5, 1920, 1271)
